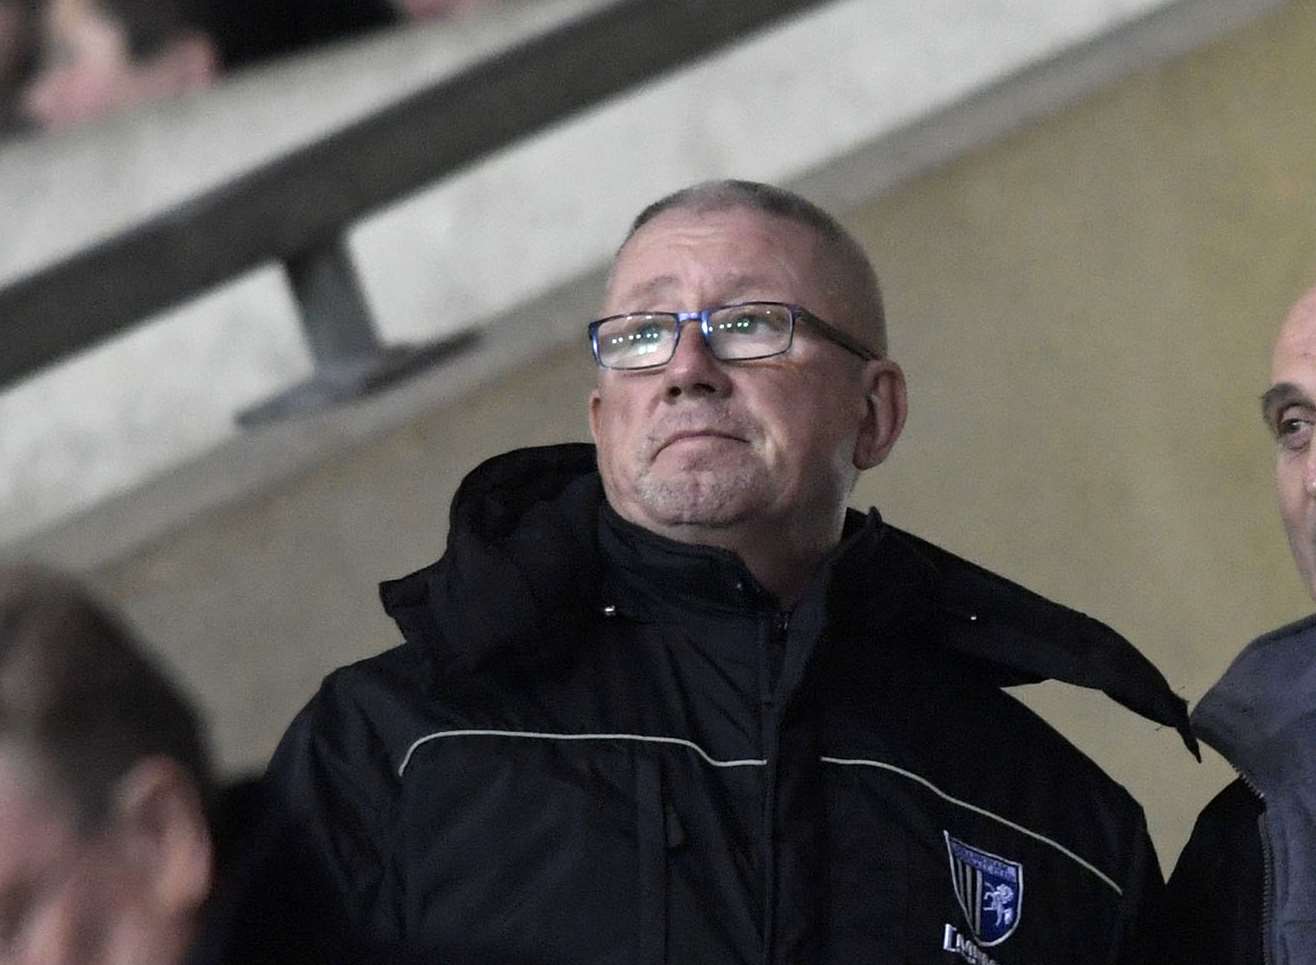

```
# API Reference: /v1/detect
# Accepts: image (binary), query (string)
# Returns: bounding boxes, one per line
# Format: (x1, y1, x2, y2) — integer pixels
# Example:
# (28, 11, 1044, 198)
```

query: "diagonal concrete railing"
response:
(0, 0, 837, 421)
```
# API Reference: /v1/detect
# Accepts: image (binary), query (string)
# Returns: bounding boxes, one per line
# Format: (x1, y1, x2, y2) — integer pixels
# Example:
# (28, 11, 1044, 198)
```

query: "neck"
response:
(649, 512, 846, 605)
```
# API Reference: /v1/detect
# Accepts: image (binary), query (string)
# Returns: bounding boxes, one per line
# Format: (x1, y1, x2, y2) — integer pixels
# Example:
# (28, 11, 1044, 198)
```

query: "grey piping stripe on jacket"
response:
(397, 730, 1122, 895)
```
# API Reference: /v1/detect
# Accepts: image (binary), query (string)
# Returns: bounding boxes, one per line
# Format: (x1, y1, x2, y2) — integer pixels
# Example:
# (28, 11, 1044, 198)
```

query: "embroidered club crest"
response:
(944, 832, 1023, 946)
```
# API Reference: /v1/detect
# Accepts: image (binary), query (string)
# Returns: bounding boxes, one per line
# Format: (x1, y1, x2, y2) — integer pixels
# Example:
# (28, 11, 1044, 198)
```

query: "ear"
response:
(588, 387, 602, 444)
(111, 757, 213, 919)
(852, 358, 907, 470)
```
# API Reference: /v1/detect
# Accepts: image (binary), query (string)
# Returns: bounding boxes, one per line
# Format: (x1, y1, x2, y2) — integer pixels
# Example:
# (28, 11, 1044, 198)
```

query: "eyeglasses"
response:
(587, 301, 879, 370)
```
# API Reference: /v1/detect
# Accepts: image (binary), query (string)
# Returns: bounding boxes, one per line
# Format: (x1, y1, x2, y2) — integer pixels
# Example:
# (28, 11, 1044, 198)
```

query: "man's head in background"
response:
(18, 0, 216, 131)
(0, 565, 214, 964)
(1263, 284, 1316, 600)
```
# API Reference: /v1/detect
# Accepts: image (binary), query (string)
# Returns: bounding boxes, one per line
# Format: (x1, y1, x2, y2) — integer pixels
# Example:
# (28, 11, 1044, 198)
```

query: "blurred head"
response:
(0, 565, 213, 964)
(1264, 286, 1316, 600)
(588, 180, 906, 589)
(19, 0, 215, 131)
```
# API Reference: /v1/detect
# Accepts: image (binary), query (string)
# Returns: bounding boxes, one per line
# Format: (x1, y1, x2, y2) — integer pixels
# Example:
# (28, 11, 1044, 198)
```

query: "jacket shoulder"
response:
(883, 525, 1195, 754)
(264, 642, 443, 950)
(273, 641, 436, 785)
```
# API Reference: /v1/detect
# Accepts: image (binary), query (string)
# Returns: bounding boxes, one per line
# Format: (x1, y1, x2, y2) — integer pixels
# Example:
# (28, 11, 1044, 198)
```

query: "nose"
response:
(1305, 447, 1316, 498)
(662, 318, 731, 400)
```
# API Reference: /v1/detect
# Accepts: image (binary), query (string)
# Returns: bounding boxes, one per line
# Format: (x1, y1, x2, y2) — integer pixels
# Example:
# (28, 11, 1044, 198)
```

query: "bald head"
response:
(1278, 285, 1316, 346)
(1263, 288, 1316, 433)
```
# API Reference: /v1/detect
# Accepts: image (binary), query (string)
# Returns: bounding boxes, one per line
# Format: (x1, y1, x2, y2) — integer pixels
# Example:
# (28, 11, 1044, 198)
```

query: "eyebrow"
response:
(1261, 382, 1314, 429)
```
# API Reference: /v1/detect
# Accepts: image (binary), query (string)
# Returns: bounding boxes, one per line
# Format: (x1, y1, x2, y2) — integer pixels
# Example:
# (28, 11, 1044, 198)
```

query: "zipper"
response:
(759, 609, 790, 965)
(1259, 814, 1275, 965)
(765, 610, 791, 701)
(1236, 769, 1273, 965)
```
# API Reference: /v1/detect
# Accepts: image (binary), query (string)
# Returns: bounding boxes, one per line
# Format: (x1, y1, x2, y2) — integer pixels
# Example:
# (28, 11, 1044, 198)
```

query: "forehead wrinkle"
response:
(611, 269, 793, 312)
(714, 270, 787, 301)
(611, 274, 681, 308)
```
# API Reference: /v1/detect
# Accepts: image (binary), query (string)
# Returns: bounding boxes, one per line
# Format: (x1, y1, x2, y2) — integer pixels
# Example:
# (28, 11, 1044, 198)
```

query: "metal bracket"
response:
(236, 238, 477, 427)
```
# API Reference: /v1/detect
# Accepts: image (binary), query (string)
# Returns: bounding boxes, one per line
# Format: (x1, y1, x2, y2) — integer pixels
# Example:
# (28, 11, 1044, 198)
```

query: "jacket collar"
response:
(1193, 616, 1316, 965)
(377, 444, 1194, 754)
(594, 501, 902, 620)
(596, 502, 774, 617)
(1192, 612, 1316, 790)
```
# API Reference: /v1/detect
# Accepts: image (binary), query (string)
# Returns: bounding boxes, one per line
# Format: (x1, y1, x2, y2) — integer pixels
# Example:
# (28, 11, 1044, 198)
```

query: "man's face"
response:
(0, 752, 187, 965)
(589, 205, 902, 545)
(1266, 289, 1316, 599)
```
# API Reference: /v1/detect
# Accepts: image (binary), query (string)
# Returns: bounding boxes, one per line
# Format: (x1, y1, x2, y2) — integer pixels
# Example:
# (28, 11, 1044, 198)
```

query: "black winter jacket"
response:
(1163, 613, 1316, 965)
(268, 444, 1195, 964)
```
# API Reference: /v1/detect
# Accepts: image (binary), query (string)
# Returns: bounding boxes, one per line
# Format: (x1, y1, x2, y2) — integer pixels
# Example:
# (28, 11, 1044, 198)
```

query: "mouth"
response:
(656, 429, 747, 454)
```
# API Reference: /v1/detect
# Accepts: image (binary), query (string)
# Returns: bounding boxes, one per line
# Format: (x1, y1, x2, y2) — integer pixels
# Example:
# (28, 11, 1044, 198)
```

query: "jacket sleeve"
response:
(264, 662, 409, 953)
(1158, 779, 1265, 965)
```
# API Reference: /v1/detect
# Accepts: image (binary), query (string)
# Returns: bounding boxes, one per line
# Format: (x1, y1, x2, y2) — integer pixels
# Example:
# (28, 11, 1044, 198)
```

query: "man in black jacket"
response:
(1163, 284, 1316, 965)
(269, 179, 1195, 964)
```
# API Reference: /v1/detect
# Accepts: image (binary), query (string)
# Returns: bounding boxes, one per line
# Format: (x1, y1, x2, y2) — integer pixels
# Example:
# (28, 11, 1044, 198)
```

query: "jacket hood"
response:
(380, 444, 1195, 755)
(380, 444, 603, 678)
(1192, 612, 1316, 789)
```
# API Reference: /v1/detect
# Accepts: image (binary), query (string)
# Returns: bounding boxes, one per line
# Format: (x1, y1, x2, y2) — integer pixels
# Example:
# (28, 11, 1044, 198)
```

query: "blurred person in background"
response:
(1161, 283, 1316, 965)
(18, 0, 400, 132)
(0, 565, 339, 964)
(18, 0, 218, 131)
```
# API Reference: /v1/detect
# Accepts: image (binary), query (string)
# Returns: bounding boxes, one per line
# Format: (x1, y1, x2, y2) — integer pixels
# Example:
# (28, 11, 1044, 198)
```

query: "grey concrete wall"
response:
(13, 0, 1316, 869)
